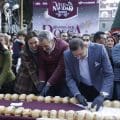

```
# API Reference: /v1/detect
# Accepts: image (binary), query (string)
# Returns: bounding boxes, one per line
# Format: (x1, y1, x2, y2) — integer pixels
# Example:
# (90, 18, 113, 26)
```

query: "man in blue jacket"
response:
(64, 38, 114, 111)
(112, 43, 120, 100)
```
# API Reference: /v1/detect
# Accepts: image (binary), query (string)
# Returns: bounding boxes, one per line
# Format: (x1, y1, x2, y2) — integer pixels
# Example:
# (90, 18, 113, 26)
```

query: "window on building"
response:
(102, 23, 106, 28)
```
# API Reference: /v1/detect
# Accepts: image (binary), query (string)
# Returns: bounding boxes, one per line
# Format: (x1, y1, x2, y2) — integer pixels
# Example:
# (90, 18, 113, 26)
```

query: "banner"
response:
(33, 0, 99, 36)
(48, 0, 78, 19)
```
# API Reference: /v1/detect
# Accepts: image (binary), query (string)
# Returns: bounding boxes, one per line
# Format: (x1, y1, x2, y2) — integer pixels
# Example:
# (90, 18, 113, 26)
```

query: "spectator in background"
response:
(14, 31, 40, 94)
(93, 31, 106, 45)
(12, 31, 26, 74)
(105, 31, 112, 38)
(106, 36, 116, 67)
(38, 30, 70, 97)
(64, 38, 113, 111)
(60, 32, 69, 43)
(112, 32, 120, 44)
(67, 32, 81, 41)
(67, 32, 73, 41)
(112, 43, 120, 100)
(82, 34, 91, 46)
(71, 33, 81, 39)
(82, 34, 90, 42)
(0, 33, 15, 93)
(106, 36, 116, 48)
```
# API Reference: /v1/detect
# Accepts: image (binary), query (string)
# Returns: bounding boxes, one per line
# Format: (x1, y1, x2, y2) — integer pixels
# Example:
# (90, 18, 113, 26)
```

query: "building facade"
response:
(0, 0, 120, 33)
(99, 0, 119, 32)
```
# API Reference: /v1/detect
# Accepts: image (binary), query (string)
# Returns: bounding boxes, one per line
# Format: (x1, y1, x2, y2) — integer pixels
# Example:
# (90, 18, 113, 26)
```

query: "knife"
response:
(75, 102, 96, 112)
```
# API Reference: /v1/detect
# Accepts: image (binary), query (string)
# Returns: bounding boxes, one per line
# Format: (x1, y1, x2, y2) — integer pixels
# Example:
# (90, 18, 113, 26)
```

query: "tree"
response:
(111, 2, 120, 32)
(23, 0, 33, 31)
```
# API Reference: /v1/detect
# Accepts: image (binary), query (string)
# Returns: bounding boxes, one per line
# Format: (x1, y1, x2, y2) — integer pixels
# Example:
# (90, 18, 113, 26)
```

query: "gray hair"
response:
(38, 30, 54, 42)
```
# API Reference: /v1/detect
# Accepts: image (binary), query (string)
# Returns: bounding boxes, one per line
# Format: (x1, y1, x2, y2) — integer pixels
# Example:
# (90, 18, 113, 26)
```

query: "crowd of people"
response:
(0, 30, 120, 111)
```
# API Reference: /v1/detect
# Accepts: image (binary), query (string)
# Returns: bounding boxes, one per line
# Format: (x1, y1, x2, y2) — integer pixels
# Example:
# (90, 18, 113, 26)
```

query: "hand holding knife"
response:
(75, 94, 103, 112)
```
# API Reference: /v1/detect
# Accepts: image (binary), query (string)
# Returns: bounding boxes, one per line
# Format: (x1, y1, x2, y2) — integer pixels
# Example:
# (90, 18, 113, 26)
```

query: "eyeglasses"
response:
(83, 39, 89, 42)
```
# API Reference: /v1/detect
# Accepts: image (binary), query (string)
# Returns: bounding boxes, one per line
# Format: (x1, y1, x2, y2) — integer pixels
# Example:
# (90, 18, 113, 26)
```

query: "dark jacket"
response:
(39, 38, 69, 86)
(14, 48, 40, 94)
(112, 43, 120, 81)
(12, 39, 24, 65)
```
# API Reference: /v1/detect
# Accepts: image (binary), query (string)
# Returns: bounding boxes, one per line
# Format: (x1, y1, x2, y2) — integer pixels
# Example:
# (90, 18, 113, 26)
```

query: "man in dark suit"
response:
(38, 30, 70, 97)
(64, 38, 114, 111)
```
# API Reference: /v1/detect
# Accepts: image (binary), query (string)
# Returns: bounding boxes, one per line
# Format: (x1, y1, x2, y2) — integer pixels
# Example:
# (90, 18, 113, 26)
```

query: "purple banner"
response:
(33, 0, 99, 35)
(48, 0, 78, 19)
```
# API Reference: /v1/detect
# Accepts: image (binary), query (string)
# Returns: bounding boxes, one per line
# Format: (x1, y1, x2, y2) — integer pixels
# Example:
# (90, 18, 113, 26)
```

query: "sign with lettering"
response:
(48, 0, 78, 19)
(33, 0, 99, 35)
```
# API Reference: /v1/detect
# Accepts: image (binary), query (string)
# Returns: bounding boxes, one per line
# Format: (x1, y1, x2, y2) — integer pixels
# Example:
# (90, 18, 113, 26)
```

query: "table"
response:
(0, 99, 83, 120)
(0, 115, 34, 120)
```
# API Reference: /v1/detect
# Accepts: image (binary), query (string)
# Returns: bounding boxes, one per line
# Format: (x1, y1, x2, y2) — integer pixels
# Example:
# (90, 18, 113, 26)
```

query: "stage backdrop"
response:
(33, 0, 99, 36)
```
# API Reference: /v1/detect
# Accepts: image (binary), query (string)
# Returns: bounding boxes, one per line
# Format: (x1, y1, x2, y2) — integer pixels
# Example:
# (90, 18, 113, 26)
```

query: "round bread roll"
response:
(37, 96, 44, 102)
(19, 94, 26, 101)
(41, 110, 49, 118)
(50, 110, 57, 118)
(0, 106, 5, 114)
(26, 94, 35, 102)
(112, 100, 120, 108)
(11, 94, 19, 101)
(103, 100, 111, 107)
(93, 113, 104, 120)
(58, 110, 66, 119)
(69, 97, 78, 104)
(76, 111, 86, 120)
(0, 94, 4, 100)
(5, 106, 15, 115)
(33, 95, 37, 101)
(31, 109, 41, 118)
(44, 96, 52, 103)
(62, 97, 69, 103)
(53, 96, 61, 103)
(4, 94, 11, 100)
(14, 107, 24, 116)
(66, 110, 75, 120)
(85, 111, 94, 120)
(76, 111, 85, 120)
(22, 109, 31, 117)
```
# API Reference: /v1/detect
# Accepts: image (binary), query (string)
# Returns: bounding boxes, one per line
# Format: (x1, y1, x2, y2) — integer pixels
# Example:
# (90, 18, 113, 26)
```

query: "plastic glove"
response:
(37, 81, 45, 93)
(40, 83, 51, 96)
(91, 95, 104, 111)
(76, 94, 88, 106)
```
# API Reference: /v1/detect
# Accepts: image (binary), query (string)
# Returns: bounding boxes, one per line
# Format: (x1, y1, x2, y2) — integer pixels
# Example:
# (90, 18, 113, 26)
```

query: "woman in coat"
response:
(14, 31, 40, 94)
(0, 33, 15, 93)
